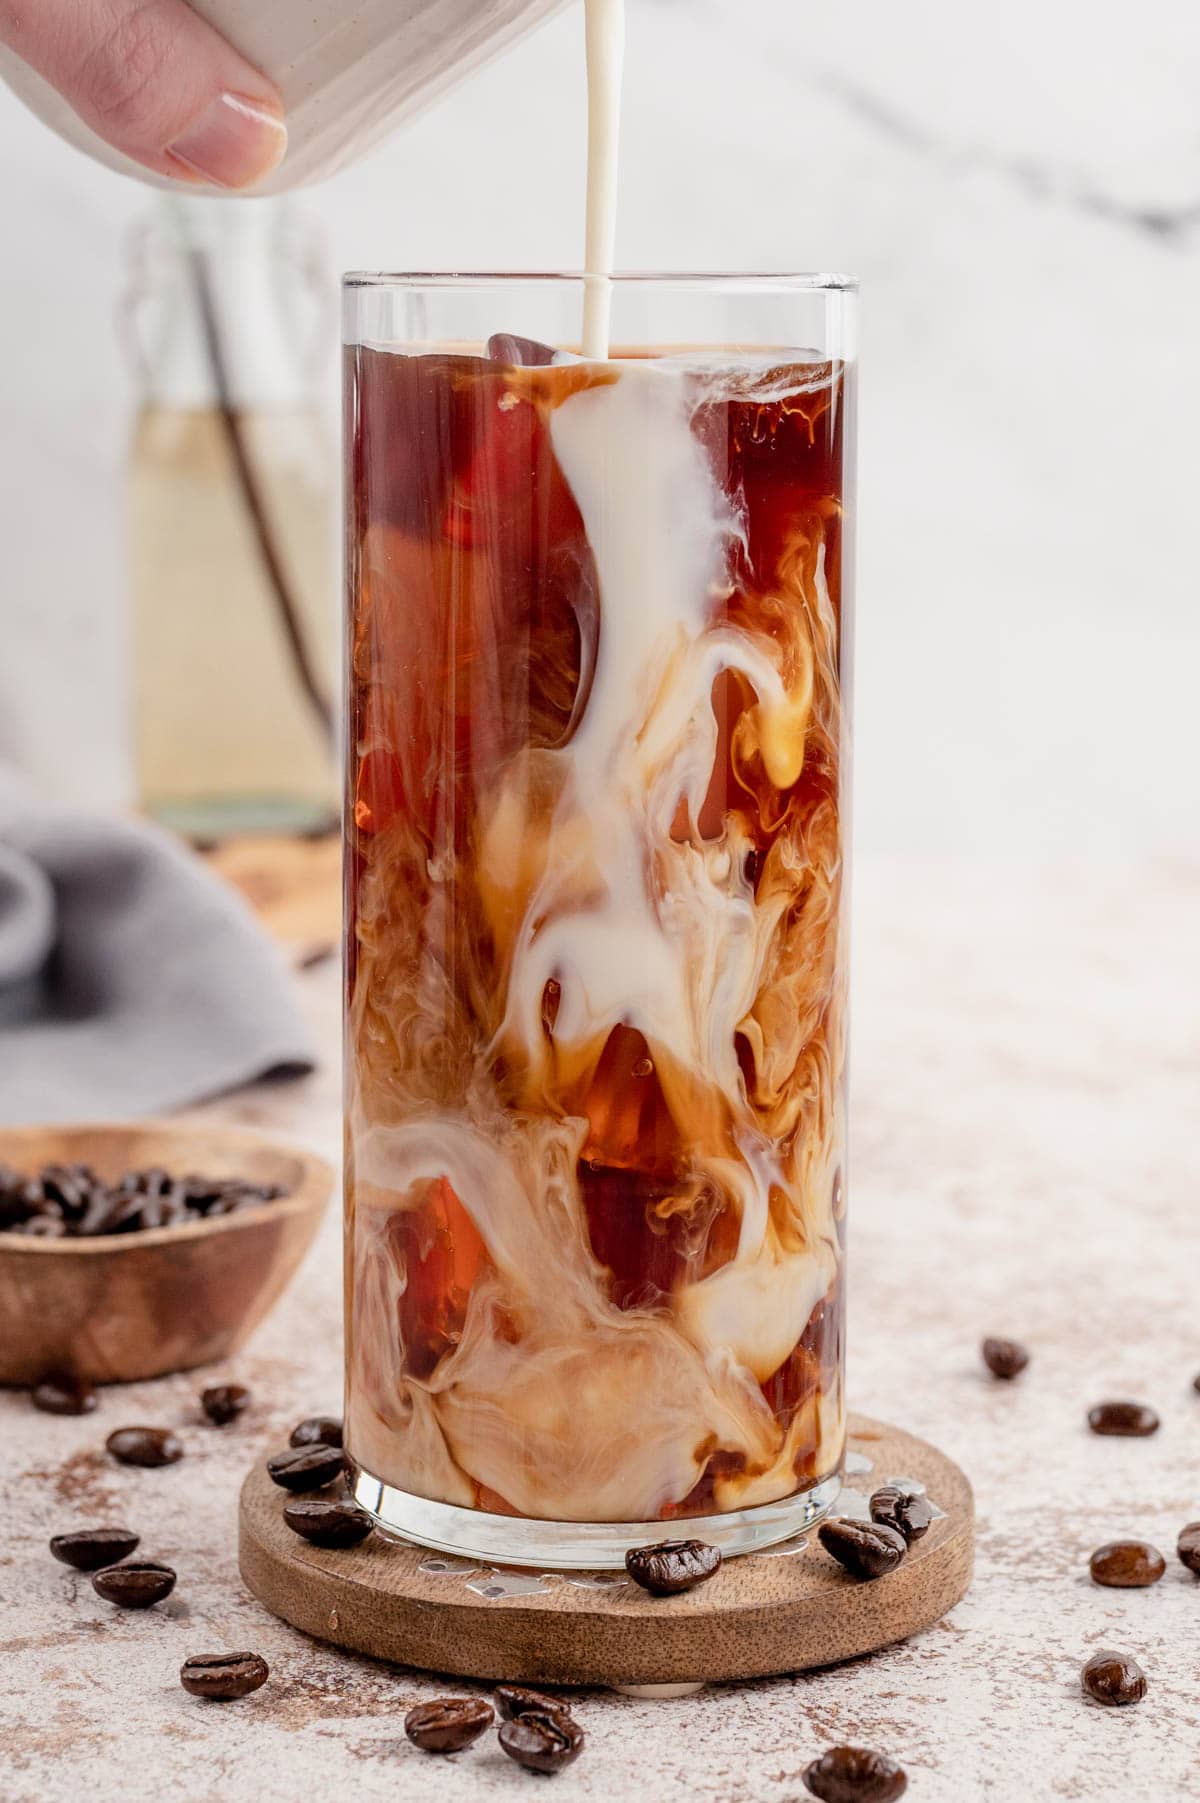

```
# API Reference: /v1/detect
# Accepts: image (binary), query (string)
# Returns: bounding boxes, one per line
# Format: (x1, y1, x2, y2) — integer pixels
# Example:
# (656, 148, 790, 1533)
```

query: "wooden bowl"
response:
(0, 1122, 334, 1386)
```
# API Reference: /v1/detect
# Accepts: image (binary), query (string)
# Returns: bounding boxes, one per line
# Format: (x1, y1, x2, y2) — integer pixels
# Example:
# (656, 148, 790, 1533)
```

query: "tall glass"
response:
(343, 274, 856, 1566)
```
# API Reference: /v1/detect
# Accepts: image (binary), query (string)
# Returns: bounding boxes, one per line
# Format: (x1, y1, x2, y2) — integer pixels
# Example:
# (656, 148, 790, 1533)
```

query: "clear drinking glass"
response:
(343, 274, 856, 1566)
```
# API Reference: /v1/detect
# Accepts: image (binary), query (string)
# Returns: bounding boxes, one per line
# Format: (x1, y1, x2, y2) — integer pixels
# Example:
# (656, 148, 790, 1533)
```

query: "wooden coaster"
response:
(239, 1414, 973, 1685)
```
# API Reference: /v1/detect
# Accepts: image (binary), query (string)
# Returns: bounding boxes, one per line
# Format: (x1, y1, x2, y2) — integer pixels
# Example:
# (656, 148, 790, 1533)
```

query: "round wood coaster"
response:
(238, 1413, 973, 1685)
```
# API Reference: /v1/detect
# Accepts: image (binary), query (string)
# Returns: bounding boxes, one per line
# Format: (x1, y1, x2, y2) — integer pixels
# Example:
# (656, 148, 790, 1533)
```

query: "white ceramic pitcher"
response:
(0, 0, 570, 192)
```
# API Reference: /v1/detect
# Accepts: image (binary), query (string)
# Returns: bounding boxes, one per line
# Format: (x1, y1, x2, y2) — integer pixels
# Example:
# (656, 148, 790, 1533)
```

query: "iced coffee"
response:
(344, 298, 853, 1561)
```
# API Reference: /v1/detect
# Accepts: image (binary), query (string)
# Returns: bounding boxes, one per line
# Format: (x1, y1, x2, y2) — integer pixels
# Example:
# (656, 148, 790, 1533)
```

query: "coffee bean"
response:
(201, 1384, 250, 1427)
(1089, 1540, 1165, 1588)
(106, 1426, 184, 1468)
(1176, 1522, 1200, 1574)
(495, 1684, 570, 1722)
(32, 1372, 98, 1416)
(282, 1500, 373, 1548)
(498, 1706, 585, 1774)
(624, 1539, 721, 1596)
(803, 1745, 908, 1803)
(404, 1698, 494, 1753)
(818, 1518, 907, 1581)
(1193, 1372, 1200, 1396)
(1087, 1401, 1159, 1438)
(180, 1652, 269, 1700)
(981, 1337, 1029, 1380)
(49, 1527, 140, 1572)
(869, 1486, 933, 1545)
(266, 1444, 345, 1492)
(1081, 1649, 1147, 1706)
(288, 1415, 343, 1449)
(91, 1560, 176, 1609)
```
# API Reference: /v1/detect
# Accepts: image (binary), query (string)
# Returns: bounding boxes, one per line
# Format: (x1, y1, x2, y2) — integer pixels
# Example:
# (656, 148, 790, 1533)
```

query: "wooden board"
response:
(239, 1413, 973, 1685)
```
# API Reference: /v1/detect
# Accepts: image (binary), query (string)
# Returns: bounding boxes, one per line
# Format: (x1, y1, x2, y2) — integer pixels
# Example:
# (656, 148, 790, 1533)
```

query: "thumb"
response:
(0, 0, 287, 188)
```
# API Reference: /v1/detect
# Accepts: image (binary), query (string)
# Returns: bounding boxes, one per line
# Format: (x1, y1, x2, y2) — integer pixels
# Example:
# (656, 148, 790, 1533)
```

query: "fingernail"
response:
(167, 92, 287, 189)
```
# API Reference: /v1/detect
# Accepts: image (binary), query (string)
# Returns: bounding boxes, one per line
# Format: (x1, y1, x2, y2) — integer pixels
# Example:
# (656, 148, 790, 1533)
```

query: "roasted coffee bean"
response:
(981, 1337, 1029, 1380)
(624, 1539, 721, 1595)
(869, 1486, 933, 1545)
(32, 1372, 98, 1416)
(18, 1214, 67, 1238)
(40, 1164, 93, 1216)
(1089, 1540, 1165, 1588)
(498, 1706, 584, 1774)
(201, 1384, 251, 1427)
(1081, 1649, 1147, 1706)
(50, 1527, 140, 1571)
(180, 1652, 269, 1700)
(803, 1745, 908, 1803)
(288, 1415, 343, 1449)
(404, 1698, 494, 1753)
(107, 1426, 184, 1468)
(1176, 1522, 1200, 1575)
(818, 1518, 907, 1581)
(266, 1443, 345, 1492)
(1193, 1372, 1200, 1396)
(495, 1684, 570, 1722)
(282, 1500, 373, 1548)
(1087, 1401, 1159, 1438)
(91, 1560, 176, 1609)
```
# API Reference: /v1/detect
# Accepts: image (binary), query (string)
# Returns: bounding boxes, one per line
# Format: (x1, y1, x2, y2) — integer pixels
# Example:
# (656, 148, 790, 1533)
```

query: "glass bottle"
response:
(126, 195, 338, 840)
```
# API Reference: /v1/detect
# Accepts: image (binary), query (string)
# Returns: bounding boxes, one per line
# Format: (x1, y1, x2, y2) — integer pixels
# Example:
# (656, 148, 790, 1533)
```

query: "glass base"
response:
(349, 1465, 845, 1570)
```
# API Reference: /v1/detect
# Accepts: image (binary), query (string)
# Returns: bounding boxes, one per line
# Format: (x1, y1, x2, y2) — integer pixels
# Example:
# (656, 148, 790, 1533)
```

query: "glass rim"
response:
(343, 269, 859, 293)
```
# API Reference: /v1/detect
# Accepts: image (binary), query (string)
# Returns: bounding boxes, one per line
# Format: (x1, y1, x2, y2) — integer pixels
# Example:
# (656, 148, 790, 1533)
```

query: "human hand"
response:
(0, 0, 286, 187)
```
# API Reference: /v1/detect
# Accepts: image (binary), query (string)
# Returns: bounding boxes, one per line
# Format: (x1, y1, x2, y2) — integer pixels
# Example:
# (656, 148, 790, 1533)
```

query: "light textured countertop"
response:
(3, 859, 1198, 1803)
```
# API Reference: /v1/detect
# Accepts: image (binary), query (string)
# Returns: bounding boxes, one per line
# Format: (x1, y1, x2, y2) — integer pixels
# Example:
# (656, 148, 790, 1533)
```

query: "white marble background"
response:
(1, 0, 1198, 857)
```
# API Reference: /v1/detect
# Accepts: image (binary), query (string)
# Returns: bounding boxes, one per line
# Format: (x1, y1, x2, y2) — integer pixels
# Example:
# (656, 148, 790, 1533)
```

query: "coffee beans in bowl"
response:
(0, 1160, 286, 1239)
(0, 1123, 333, 1390)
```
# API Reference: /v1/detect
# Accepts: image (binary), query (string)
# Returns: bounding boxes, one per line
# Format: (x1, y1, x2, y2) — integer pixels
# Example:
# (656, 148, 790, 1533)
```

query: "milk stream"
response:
(582, 0, 625, 357)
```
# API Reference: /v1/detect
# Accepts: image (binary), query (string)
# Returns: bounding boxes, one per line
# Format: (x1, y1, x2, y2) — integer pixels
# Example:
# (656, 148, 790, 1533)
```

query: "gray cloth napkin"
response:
(0, 771, 317, 1124)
